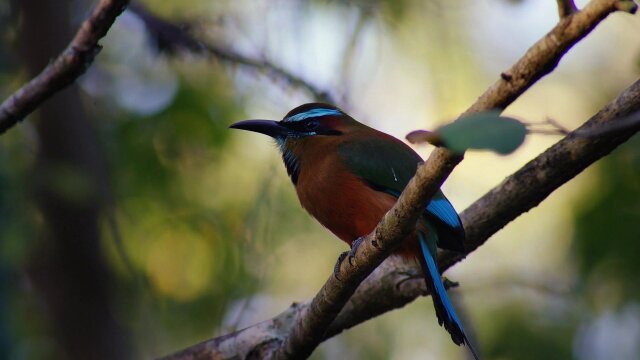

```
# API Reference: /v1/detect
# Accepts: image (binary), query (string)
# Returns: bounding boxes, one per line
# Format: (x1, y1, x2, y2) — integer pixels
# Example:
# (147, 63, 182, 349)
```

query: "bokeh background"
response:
(1, 0, 640, 359)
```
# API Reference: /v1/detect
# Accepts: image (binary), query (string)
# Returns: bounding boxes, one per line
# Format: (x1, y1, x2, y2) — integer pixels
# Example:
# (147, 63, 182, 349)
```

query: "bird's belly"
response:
(296, 170, 397, 246)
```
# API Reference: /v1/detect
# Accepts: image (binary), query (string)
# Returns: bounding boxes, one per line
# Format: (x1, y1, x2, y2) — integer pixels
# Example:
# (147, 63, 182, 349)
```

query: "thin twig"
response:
(527, 129, 568, 135)
(0, 0, 130, 134)
(128, 2, 337, 104)
(545, 117, 572, 134)
(201, 43, 336, 104)
(525, 117, 572, 135)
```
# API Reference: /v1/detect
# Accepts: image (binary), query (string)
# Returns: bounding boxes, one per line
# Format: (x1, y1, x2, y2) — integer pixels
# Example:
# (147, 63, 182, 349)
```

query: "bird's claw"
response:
(442, 277, 459, 289)
(333, 251, 349, 281)
(333, 237, 367, 280)
(348, 236, 366, 266)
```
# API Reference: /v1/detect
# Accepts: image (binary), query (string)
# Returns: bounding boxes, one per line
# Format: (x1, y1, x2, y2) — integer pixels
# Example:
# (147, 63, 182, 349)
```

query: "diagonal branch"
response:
(328, 77, 640, 340)
(0, 0, 338, 136)
(127, 2, 337, 104)
(441, 81, 640, 270)
(162, 76, 640, 360)
(467, 0, 636, 115)
(0, 0, 130, 134)
(275, 148, 462, 359)
(274, 0, 638, 358)
(161, 0, 638, 359)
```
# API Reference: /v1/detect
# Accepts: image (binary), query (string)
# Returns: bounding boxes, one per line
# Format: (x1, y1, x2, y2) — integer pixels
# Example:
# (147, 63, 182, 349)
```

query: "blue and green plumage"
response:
(334, 127, 474, 351)
(230, 103, 478, 359)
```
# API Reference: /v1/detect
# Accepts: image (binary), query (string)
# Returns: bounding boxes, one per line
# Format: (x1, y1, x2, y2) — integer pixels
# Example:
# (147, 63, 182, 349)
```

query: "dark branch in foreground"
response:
(0, 0, 130, 134)
(161, 0, 638, 359)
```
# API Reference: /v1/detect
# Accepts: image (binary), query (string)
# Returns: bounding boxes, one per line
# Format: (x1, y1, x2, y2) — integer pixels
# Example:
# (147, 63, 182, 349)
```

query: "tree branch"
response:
(274, 0, 638, 358)
(574, 108, 640, 137)
(0, 0, 338, 136)
(441, 79, 640, 270)
(162, 76, 640, 360)
(557, 0, 579, 18)
(128, 2, 337, 104)
(275, 148, 462, 359)
(473, 0, 636, 115)
(161, 0, 638, 359)
(0, 0, 130, 134)
(330, 77, 640, 340)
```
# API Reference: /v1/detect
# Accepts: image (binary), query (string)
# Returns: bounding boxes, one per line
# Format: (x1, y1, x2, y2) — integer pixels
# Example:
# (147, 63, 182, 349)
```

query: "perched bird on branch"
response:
(230, 103, 478, 359)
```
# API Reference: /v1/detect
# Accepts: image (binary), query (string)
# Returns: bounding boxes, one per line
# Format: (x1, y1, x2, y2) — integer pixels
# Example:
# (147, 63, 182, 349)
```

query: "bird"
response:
(230, 103, 478, 359)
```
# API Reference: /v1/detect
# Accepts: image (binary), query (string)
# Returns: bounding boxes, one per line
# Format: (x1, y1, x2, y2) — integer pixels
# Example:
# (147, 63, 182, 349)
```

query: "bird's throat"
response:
(281, 148, 300, 184)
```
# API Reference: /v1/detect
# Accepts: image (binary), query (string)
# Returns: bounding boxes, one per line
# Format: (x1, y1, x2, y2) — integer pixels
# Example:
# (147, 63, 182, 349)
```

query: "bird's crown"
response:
(283, 103, 343, 122)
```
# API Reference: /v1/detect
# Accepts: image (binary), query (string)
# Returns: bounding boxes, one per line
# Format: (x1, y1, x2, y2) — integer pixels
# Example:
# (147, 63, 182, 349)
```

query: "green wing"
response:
(337, 135, 420, 193)
(337, 135, 465, 252)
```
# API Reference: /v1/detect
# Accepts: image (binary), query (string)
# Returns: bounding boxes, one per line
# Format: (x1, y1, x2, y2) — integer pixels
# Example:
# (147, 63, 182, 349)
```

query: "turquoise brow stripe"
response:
(285, 108, 342, 122)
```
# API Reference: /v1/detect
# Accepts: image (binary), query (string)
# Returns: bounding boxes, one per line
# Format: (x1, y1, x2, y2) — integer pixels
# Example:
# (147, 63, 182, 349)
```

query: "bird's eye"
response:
(305, 120, 319, 131)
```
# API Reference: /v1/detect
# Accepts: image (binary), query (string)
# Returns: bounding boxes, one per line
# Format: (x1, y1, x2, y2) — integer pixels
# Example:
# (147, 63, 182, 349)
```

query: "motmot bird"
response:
(230, 103, 478, 358)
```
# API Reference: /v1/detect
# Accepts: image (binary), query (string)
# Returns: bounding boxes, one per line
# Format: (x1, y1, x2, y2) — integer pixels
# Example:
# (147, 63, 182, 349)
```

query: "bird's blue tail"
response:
(418, 231, 479, 360)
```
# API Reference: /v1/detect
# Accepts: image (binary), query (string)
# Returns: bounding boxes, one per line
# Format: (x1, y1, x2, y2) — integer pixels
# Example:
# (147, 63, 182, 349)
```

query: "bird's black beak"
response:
(229, 120, 288, 138)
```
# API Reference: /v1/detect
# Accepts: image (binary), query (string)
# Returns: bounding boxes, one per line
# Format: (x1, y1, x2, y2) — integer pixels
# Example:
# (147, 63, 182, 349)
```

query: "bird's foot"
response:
(442, 277, 459, 289)
(348, 236, 366, 265)
(333, 251, 349, 281)
(333, 237, 367, 280)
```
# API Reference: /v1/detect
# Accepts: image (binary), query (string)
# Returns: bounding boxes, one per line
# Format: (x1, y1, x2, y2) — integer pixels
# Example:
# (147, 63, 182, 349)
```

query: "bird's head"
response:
(229, 103, 360, 147)
(230, 103, 367, 183)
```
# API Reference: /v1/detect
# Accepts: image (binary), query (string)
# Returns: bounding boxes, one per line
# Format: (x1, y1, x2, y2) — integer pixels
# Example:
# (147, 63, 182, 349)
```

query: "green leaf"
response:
(436, 111, 527, 154)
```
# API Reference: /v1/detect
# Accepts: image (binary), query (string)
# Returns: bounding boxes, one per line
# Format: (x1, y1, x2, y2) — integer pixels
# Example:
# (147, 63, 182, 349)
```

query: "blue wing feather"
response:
(418, 231, 463, 328)
(386, 189, 463, 232)
(426, 196, 463, 230)
(418, 231, 479, 359)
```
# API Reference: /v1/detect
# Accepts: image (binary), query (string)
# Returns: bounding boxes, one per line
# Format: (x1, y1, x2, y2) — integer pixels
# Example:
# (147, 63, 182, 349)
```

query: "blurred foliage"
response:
(484, 308, 573, 360)
(1, 0, 639, 359)
(101, 76, 258, 348)
(315, 0, 412, 23)
(573, 136, 640, 303)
